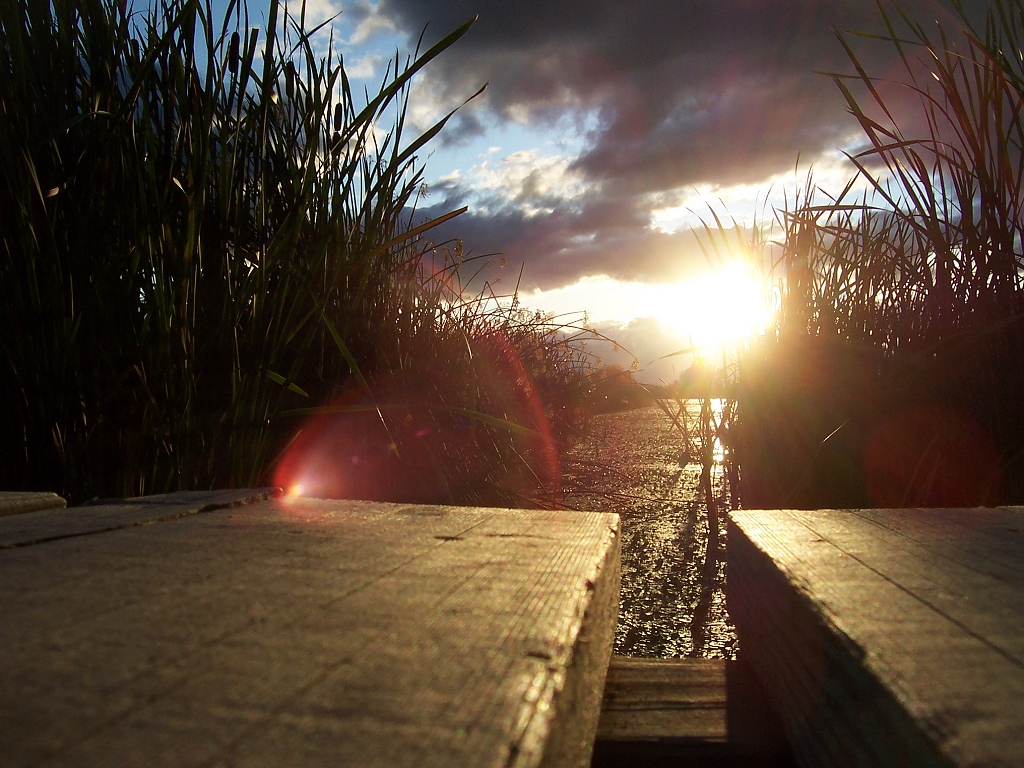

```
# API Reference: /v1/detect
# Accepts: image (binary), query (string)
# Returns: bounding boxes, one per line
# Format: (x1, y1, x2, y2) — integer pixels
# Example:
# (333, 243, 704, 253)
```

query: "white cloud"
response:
(507, 103, 531, 124)
(647, 140, 881, 236)
(468, 150, 590, 216)
(408, 76, 451, 132)
(346, 52, 384, 79)
(349, 4, 397, 45)
(292, 0, 342, 28)
(406, 67, 491, 137)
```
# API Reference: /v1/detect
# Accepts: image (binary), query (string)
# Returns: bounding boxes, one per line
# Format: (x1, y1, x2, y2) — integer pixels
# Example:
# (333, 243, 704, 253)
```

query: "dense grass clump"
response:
(737, 0, 1024, 508)
(0, 0, 595, 505)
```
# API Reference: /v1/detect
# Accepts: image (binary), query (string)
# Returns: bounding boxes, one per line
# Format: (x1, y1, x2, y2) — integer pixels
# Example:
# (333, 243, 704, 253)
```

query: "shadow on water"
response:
(561, 404, 736, 658)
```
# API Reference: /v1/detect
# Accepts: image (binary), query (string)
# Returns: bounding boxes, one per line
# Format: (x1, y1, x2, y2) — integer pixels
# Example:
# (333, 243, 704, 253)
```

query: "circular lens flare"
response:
(270, 332, 562, 506)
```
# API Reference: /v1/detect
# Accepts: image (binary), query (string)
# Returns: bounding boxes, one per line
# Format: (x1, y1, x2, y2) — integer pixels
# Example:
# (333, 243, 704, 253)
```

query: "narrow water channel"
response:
(561, 404, 737, 658)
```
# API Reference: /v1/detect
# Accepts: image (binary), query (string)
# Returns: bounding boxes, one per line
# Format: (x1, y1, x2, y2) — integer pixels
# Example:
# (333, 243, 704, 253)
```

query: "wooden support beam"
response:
(592, 656, 796, 767)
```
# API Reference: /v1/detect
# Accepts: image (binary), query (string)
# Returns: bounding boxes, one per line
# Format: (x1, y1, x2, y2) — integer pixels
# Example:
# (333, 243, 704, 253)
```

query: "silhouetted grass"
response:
(737, 0, 1024, 508)
(0, 0, 598, 505)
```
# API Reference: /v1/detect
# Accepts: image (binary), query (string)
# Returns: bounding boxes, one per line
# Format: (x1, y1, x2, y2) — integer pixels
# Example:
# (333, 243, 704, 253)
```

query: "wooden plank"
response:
(0, 492, 66, 517)
(0, 488, 276, 549)
(597, 656, 728, 742)
(729, 507, 1024, 768)
(783, 508, 1024, 663)
(0, 496, 619, 768)
(592, 656, 796, 768)
(850, 505, 1024, 588)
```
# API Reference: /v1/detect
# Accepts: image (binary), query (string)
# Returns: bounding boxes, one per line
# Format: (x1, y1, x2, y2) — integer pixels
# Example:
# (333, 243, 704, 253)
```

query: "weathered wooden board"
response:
(597, 656, 728, 742)
(0, 494, 619, 768)
(0, 488, 275, 548)
(591, 656, 795, 768)
(0, 491, 66, 517)
(729, 507, 1024, 768)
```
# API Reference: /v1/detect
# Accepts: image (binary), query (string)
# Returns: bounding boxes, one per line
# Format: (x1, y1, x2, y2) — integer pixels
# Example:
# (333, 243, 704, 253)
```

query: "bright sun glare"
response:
(654, 263, 772, 351)
(522, 263, 774, 358)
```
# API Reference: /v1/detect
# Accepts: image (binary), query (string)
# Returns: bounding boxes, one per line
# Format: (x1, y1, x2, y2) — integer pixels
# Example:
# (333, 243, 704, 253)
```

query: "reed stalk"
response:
(0, 0, 597, 505)
(739, 0, 1024, 507)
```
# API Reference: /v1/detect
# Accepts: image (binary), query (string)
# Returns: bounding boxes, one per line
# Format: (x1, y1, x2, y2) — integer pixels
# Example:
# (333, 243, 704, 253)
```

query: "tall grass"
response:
(0, 0, 596, 505)
(738, 0, 1024, 507)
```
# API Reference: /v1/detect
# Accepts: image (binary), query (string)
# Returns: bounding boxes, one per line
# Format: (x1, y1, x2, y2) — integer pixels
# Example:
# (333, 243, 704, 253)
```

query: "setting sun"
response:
(653, 262, 773, 351)
(520, 264, 776, 376)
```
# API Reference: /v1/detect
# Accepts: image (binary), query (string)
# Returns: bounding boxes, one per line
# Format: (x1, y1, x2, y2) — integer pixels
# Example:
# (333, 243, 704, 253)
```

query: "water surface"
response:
(561, 404, 737, 658)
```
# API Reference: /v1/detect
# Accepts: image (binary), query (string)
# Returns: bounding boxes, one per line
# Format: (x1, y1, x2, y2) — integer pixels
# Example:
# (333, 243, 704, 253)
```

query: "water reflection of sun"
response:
(654, 263, 773, 352)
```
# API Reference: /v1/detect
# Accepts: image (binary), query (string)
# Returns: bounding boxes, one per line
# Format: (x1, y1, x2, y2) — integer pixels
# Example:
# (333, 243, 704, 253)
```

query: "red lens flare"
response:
(271, 331, 561, 505)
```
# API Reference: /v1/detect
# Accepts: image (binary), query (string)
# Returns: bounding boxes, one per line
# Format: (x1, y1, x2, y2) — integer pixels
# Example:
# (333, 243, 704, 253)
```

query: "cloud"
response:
(346, 1, 397, 45)
(344, 51, 385, 78)
(293, 0, 343, 26)
(383, 0, 974, 186)
(415, 178, 709, 292)
(587, 317, 691, 385)
(464, 150, 588, 215)
(387, 0, 988, 293)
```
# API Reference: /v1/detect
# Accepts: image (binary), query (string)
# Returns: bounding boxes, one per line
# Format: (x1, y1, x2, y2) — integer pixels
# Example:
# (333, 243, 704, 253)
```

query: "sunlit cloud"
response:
(408, 74, 456, 132)
(520, 263, 774, 379)
(276, 0, 343, 54)
(345, 52, 385, 79)
(348, 2, 397, 45)
(467, 150, 590, 216)
(524, 268, 770, 329)
(359, 0, 974, 376)
(586, 316, 688, 385)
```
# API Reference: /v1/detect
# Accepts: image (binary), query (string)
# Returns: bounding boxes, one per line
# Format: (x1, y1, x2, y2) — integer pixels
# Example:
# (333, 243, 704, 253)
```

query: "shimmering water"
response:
(561, 404, 737, 659)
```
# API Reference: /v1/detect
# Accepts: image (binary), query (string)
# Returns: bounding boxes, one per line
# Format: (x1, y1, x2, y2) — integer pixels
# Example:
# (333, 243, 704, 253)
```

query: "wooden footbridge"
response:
(2, 491, 1021, 767)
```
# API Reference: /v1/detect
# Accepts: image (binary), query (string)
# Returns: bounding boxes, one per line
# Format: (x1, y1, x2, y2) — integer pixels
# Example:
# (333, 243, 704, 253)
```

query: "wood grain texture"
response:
(0, 495, 619, 768)
(0, 492, 66, 517)
(591, 656, 796, 768)
(0, 488, 276, 548)
(597, 656, 727, 742)
(729, 507, 1024, 768)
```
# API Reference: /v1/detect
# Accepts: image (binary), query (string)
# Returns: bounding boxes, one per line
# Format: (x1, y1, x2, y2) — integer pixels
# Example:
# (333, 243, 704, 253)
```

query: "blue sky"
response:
(205, 0, 981, 381)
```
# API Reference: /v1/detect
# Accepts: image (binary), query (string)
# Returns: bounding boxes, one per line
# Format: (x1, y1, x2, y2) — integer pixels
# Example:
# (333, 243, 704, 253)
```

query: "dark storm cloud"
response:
(386, 0, 987, 289)
(387, 0, 975, 187)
